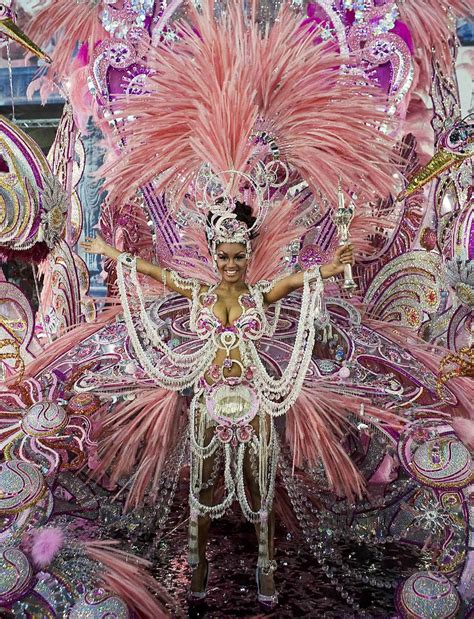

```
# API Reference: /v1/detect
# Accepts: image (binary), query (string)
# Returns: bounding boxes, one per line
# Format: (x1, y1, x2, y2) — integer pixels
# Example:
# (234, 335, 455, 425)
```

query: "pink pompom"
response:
(31, 527, 65, 568)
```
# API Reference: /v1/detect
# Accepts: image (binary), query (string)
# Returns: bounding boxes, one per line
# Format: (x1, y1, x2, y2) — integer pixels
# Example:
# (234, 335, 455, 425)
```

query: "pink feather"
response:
(31, 527, 65, 567)
(398, 0, 472, 81)
(286, 384, 404, 501)
(84, 540, 173, 618)
(451, 418, 474, 450)
(27, 0, 105, 83)
(95, 388, 186, 510)
(248, 198, 306, 284)
(102, 1, 399, 211)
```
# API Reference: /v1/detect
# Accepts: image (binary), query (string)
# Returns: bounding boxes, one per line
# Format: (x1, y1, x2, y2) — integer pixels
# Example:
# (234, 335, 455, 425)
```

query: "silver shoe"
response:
(188, 560, 210, 602)
(256, 565, 278, 609)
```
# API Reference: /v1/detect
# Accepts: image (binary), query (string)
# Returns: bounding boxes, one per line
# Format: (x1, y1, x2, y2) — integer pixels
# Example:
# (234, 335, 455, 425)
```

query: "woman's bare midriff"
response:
(204, 347, 244, 385)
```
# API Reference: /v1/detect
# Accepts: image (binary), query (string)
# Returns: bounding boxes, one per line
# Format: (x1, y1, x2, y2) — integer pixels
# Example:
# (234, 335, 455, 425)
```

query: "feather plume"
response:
(255, 6, 398, 203)
(247, 198, 305, 283)
(27, 0, 105, 83)
(103, 1, 398, 210)
(397, 0, 471, 80)
(95, 388, 185, 510)
(286, 384, 404, 501)
(104, 1, 258, 208)
(84, 540, 173, 618)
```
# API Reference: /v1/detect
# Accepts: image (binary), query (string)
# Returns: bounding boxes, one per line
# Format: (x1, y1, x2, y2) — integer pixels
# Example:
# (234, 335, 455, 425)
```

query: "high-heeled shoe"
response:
(188, 560, 210, 603)
(256, 565, 279, 610)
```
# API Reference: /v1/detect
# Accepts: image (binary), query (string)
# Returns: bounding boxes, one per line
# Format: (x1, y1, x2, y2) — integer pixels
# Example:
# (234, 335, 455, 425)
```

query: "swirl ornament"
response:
(0, 490, 53, 545)
(409, 438, 473, 489)
(66, 392, 101, 417)
(437, 347, 474, 399)
(0, 546, 34, 605)
(21, 401, 69, 437)
(396, 571, 461, 619)
(0, 282, 35, 383)
(0, 460, 46, 515)
(69, 590, 130, 619)
(0, 385, 95, 478)
(0, 116, 66, 262)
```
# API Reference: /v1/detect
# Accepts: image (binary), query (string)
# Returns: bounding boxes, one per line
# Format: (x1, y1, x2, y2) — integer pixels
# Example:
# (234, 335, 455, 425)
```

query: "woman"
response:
(81, 200, 354, 607)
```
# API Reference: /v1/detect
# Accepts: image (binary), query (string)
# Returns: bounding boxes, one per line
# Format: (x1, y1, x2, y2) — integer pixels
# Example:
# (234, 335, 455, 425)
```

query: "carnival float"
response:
(0, 0, 472, 616)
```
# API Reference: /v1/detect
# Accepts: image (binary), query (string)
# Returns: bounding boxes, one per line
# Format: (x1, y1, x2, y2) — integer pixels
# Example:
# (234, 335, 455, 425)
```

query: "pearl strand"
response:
(189, 443, 236, 519)
(127, 257, 209, 367)
(117, 257, 214, 389)
(247, 269, 322, 397)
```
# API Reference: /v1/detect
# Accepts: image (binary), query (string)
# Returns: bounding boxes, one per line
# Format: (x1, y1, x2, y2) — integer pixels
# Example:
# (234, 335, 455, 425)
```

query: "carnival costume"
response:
(116, 213, 326, 570)
(96, 0, 405, 575)
(0, 0, 472, 616)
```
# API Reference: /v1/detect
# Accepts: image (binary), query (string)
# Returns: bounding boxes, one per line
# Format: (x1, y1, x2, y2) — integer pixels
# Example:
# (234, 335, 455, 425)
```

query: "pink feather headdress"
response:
(103, 1, 399, 212)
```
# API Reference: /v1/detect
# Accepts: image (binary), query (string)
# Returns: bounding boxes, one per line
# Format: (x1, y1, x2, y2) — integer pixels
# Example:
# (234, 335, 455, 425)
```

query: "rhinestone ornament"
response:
(0, 546, 34, 605)
(69, 589, 130, 618)
(21, 401, 68, 437)
(409, 438, 473, 489)
(0, 460, 46, 514)
(396, 571, 460, 619)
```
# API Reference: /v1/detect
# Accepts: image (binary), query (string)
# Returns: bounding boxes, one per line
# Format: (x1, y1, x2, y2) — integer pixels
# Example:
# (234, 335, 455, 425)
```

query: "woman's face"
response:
(215, 243, 248, 284)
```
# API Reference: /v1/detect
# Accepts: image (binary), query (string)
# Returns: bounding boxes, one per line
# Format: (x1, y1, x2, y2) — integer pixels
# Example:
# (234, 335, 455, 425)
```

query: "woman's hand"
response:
(80, 233, 109, 255)
(329, 243, 354, 275)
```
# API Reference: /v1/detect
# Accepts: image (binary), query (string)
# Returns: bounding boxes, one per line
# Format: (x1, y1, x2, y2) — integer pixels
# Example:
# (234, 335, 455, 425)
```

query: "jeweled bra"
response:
(194, 286, 266, 342)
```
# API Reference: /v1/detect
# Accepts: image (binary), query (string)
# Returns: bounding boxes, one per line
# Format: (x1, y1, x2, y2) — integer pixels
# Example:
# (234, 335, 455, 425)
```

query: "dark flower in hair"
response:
(207, 199, 257, 240)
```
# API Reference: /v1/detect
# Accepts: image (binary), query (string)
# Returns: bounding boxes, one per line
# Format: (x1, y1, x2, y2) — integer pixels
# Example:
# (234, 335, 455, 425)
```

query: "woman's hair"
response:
(207, 199, 258, 240)
(233, 201, 257, 238)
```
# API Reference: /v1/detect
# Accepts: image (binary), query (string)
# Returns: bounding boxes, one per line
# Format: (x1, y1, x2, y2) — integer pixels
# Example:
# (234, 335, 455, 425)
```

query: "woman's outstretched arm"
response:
(263, 243, 354, 304)
(80, 233, 196, 299)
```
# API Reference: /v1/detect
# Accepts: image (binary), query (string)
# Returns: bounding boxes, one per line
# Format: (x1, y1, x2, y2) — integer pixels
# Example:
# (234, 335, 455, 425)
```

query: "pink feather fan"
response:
(103, 0, 399, 213)
(95, 388, 186, 510)
(286, 384, 404, 501)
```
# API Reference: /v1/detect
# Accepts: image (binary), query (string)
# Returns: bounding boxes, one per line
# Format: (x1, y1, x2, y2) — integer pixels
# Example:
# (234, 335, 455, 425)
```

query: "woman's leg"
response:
(190, 425, 219, 593)
(243, 417, 277, 597)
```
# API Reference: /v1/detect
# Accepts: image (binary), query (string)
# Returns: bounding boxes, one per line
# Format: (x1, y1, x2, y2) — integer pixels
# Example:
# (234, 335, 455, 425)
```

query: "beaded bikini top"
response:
(194, 286, 265, 344)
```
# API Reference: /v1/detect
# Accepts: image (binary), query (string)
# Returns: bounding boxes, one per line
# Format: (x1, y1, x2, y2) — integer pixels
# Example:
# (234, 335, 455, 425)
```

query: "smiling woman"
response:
(81, 197, 354, 606)
(77, 0, 401, 609)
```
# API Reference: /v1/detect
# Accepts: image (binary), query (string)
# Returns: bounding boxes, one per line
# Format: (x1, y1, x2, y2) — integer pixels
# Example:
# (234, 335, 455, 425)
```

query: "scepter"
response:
(333, 179, 357, 292)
